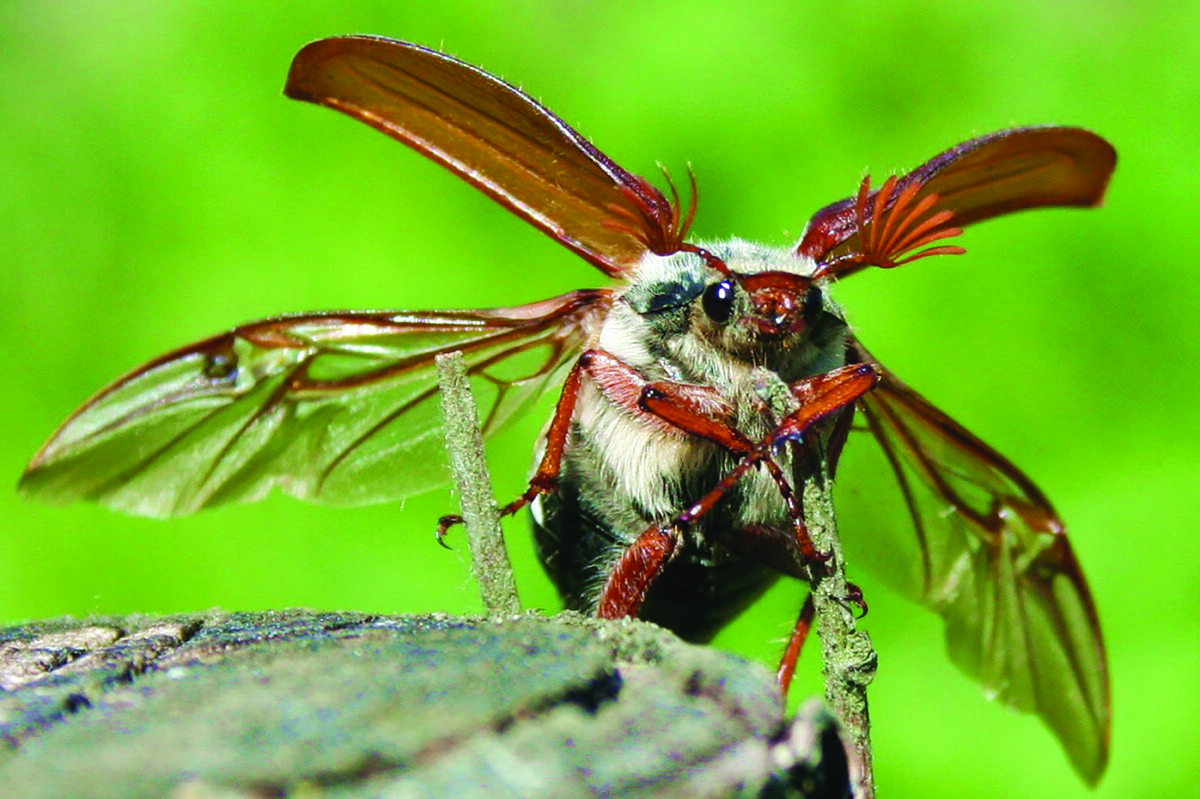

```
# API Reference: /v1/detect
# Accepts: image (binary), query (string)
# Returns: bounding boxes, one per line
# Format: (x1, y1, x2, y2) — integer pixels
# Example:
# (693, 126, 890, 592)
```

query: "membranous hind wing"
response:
(793, 126, 1115, 782)
(23, 36, 694, 519)
(840, 344, 1110, 784)
(21, 290, 608, 517)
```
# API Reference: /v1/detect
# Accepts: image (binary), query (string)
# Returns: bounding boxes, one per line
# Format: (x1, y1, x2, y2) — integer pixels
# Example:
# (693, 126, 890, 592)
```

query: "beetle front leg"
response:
(639, 362, 879, 565)
(777, 594, 816, 694)
(595, 361, 878, 621)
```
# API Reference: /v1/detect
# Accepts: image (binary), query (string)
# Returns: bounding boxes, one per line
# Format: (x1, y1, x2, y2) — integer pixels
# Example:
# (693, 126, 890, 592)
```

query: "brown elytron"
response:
(21, 35, 1115, 783)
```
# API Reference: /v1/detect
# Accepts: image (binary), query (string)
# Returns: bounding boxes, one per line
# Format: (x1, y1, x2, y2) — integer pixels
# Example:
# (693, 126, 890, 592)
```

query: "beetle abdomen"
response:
(531, 447, 779, 643)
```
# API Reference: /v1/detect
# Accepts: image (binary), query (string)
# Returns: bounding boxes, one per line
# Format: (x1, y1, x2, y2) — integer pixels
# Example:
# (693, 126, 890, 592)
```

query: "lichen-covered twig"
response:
(754, 367, 877, 798)
(436, 351, 521, 617)
(803, 467, 878, 799)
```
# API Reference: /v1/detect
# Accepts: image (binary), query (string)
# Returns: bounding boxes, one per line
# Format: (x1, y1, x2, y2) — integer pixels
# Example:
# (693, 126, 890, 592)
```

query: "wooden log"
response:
(0, 610, 849, 798)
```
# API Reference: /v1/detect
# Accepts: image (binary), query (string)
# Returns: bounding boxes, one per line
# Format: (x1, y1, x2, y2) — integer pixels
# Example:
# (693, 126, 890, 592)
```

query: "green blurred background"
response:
(3, 1, 1196, 796)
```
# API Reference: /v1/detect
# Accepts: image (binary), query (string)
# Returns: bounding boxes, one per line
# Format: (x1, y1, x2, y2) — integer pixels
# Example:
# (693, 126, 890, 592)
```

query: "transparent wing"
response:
(21, 290, 609, 518)
(285, 36, 685, 276)
(837, 347, 1110, 784)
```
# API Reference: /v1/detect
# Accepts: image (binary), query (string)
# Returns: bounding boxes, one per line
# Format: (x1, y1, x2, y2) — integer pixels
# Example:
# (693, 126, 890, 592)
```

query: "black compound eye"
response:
(701, 279, 736, 323)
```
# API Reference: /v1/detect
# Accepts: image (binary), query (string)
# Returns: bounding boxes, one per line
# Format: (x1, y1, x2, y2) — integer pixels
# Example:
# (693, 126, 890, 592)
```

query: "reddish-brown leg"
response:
(775, 588, 867, 696)
(777, 594, 816, 694)
(779, 363, 881, 441)
(596, 527, 681, 619)
(585, 349, 743, 441)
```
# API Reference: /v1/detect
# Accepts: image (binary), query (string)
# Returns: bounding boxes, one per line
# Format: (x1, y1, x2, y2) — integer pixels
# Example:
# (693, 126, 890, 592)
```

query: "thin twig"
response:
(802, 466, 878, 799)
(436, 351, 521, 617)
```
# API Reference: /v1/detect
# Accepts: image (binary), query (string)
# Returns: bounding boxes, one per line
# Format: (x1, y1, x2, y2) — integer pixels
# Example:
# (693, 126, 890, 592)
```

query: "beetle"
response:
(20, 35, 1114, 782)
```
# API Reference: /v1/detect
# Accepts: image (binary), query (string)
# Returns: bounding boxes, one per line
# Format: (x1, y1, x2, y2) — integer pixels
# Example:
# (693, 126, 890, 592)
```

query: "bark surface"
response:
(0, 609, 849, 798)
